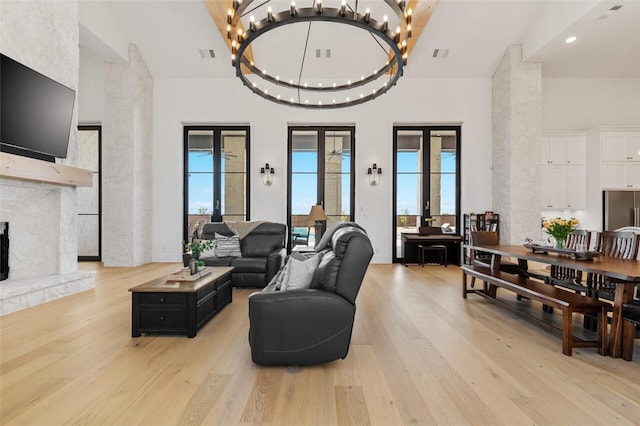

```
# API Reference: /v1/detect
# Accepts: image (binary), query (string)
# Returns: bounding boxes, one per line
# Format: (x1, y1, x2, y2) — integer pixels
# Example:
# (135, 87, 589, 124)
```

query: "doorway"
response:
(393, 125, 461, 262)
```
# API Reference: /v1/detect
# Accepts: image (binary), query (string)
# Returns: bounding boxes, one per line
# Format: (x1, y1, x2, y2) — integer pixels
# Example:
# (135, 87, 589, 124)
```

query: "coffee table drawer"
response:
(138, 293, 187, 305)
(139, 309, 187, 331)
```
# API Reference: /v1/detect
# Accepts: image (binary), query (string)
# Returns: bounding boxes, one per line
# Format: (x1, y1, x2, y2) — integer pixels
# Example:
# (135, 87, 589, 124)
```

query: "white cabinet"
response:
(540, 165, 586, 210)
(541, 136, 586, 165)
(602, 163, 640, 189)
(600, 131, 640, 189)
(601, 132, 640, 162)
(540, 134, 587, 210)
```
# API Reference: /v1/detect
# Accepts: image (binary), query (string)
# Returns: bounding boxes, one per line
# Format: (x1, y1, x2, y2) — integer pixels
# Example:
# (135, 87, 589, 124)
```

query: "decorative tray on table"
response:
(167, 266, 212, 282)
(523, 243, 602, 261)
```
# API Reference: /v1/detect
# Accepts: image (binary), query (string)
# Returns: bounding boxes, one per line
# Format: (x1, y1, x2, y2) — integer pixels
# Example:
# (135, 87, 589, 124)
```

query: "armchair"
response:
(248, 222, 373, 365)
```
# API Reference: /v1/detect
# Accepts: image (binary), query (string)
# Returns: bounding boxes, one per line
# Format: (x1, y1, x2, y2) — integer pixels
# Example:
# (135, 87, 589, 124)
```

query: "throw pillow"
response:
(280, 253, 321, 291)
(214, 233, 242, 258)
(199, 240, 216, 259)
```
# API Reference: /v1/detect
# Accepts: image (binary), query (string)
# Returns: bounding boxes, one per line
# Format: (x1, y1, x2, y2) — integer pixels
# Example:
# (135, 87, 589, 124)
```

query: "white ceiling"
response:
(84, 0, 640, 80)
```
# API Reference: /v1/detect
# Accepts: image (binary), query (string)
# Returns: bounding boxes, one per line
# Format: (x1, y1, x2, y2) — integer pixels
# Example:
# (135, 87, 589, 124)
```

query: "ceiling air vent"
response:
(432, 48, 449, 59)
(315, 49, 331, 58)
(199, 49, 216, 59)
(599, 5, 622, 19)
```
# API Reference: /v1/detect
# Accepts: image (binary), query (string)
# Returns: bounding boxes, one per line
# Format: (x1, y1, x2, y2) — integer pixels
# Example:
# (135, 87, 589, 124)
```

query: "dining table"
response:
(467, 244, 639, 358)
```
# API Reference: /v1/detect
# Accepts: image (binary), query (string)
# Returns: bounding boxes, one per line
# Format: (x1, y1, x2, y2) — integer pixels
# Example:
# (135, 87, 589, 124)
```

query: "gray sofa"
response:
(200, 221, 286, 288)
(248, 222, 374, 365)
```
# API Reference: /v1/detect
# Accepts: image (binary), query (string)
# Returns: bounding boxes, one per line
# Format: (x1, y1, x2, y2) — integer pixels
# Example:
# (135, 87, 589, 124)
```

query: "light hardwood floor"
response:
(1, 262, 638, 425)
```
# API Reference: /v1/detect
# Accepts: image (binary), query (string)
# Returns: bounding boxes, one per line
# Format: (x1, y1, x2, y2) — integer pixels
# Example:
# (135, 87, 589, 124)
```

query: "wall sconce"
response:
(260, 163, 275, 186)
(367, 163, 382, 186)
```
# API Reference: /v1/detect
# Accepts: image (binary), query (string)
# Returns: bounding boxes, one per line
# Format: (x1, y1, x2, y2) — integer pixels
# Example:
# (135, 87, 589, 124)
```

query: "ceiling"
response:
(84, 0, 640, 80)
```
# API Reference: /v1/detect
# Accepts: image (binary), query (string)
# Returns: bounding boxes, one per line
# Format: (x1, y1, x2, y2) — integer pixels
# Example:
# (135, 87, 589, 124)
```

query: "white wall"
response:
(151, 76, 494, 263)
(542, 78, 640, 130)
(541, 78, 640, 234)
(78, 47, 104, 123)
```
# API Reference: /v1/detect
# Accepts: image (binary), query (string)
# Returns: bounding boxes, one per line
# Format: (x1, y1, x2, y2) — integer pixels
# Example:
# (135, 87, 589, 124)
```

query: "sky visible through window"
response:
(396, 151, 456, 216)
(187, 150, 456, 216)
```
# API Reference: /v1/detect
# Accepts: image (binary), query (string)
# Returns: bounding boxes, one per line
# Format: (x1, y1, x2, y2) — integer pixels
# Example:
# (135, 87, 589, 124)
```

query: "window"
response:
(288, 126, 355, 249)
(393, 126, 460, 262)
(77, 125, 101, 261)
(183, 126, 250, 241)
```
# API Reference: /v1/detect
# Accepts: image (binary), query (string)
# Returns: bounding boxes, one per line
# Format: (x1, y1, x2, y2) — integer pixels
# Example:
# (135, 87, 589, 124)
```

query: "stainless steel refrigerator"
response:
(603, 191, 640, 230)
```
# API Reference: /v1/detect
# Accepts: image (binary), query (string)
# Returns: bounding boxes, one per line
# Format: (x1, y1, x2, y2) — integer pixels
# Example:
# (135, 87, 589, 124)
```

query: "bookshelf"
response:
(463, 212, 500, 264)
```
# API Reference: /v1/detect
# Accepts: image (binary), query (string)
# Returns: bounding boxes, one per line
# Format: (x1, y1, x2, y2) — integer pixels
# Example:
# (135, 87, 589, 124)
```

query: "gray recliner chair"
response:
(248, 222, 374, 366)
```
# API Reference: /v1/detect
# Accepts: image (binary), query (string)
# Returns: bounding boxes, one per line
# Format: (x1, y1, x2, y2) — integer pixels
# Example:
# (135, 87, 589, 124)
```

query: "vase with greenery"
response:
(184, 239, 215, 266)
(542, 217, 578, 249)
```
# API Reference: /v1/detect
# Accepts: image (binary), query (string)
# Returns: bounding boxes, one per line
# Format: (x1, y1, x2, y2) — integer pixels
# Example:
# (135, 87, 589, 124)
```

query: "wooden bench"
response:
(461, 264, 609, 356)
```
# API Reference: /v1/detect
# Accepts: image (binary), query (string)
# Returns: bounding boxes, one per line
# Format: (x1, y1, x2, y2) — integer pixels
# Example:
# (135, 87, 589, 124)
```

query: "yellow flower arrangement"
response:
(542, 217, 578, 248)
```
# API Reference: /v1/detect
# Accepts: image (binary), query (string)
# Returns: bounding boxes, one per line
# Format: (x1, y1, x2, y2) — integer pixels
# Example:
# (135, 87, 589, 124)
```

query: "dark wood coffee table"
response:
(129, 266, 234, 338)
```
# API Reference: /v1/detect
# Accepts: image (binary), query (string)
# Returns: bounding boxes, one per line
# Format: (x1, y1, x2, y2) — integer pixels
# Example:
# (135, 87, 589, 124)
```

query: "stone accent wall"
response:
(492, 45, 542, 244)
(0, 0, 95, 315)
(103, 45, 153, 266)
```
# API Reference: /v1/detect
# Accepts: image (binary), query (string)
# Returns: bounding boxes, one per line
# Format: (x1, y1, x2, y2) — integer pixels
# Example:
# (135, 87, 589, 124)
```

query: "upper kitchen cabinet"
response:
(601, 132, 640, 162)
(541, 136, 586, 165)
(539, 133, 587, 210)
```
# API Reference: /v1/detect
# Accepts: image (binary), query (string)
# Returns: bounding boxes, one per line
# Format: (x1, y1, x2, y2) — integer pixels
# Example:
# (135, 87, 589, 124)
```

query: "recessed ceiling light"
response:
(565, 36, 577, 44)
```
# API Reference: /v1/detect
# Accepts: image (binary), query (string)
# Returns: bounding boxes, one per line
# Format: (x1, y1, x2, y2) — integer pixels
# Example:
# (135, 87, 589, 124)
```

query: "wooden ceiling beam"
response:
(389, 0, 439, 74)
(203, 0, 254, 71)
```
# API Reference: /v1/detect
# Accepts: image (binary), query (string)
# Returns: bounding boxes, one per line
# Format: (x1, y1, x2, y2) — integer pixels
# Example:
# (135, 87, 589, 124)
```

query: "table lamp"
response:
(307, 204, 329, 248)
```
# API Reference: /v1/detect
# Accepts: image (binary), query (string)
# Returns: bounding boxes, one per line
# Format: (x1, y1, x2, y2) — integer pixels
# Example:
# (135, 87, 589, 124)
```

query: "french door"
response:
(288, 126, 355, 249)
(77, 125, 101, 261)
(183, 126, 250, 242)
(393, 126, 461, 262)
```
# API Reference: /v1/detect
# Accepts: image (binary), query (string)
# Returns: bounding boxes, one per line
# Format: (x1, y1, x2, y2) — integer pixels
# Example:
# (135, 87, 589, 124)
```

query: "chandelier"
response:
(224, 0, 415, 109)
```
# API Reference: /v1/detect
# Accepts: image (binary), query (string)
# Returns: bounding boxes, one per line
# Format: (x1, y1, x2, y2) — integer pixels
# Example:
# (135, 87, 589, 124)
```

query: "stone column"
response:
(103, 45, 153, 266)
(492, 45, 542, 244)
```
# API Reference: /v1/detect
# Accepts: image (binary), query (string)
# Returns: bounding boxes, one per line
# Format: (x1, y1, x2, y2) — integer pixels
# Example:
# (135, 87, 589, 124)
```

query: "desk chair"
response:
(417, 227, 448, 266)
(292, 227, 310, 247)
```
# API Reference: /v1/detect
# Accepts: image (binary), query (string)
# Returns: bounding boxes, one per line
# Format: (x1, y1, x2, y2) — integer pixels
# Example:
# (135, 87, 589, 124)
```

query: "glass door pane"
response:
(290, 130, 318, 247)
(77, 126, 101, 260)
(324, 130, 351, 227)
(395, 130, 423, 257)
(187, 129, 214, 238)
(429, 130, 458, 231)
(221, 130, 247, 221)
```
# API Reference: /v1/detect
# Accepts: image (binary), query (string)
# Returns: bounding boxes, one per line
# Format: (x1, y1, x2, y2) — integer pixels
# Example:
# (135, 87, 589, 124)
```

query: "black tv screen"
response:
(0, 53, 75, 162)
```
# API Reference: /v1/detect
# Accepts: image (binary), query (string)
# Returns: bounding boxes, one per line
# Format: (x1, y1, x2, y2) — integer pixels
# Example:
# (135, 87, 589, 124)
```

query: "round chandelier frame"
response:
(227, 1, 413, 109)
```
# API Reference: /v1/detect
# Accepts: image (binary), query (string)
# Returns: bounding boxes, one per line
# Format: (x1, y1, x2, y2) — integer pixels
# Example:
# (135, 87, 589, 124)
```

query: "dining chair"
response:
(548, 230, 591, 290)
(469, 231, 519, 290)
(584, 230, 639, 330)
(621, 300, 640, 361)
(535, 230, 592, 314)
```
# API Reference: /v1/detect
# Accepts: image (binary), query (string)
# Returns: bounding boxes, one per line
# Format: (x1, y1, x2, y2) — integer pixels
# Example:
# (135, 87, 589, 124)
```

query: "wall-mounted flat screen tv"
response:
(0, 53, 76, 162)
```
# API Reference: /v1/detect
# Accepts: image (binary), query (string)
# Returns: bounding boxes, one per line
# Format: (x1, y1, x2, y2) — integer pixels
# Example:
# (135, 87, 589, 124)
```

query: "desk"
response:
(469, 244, 639, 358)
(402, 233, 462, 265)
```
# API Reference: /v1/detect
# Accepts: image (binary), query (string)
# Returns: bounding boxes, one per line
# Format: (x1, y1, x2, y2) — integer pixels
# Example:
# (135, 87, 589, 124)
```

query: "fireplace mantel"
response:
(0, 152, 92, 187)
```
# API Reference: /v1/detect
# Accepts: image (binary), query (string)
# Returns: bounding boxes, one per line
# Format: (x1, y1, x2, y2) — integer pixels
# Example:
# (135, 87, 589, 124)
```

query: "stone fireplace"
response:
(0, 176, 94, 315)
